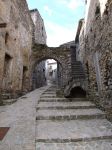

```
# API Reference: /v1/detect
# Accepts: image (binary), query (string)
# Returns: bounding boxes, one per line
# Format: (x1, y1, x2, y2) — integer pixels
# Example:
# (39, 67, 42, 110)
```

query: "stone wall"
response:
(0, 0, 33, 100)
(78, 0, 112, 120)
(30, 9, 47, 89)
(31, 44, 72, 88)
(30, 9, 47, 45)
(32, 61, 46, 89)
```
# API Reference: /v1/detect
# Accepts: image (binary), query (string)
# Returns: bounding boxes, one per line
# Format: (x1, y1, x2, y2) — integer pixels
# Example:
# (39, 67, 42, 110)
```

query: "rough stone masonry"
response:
(0, 0, 72, 102)
(0, 0, 33, 99)
(75, 0, 112, 121)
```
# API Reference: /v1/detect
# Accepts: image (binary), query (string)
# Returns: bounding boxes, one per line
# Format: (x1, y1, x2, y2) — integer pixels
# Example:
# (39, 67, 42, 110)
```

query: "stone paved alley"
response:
(0, 86, 49, 150)
(0, 85, 112, 150)
(0, 0, 112, 149)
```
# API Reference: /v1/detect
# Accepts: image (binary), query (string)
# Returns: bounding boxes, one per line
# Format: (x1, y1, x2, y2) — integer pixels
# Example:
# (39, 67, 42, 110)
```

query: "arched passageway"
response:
(31, 57, 63, 90)
(31, 44, 71, 89)
(68, 86, 86, 98)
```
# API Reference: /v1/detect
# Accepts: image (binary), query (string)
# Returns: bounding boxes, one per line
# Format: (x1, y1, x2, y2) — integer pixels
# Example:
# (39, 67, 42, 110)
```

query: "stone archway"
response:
(31, 44, 71, 88)
(69, 86, 86, 98)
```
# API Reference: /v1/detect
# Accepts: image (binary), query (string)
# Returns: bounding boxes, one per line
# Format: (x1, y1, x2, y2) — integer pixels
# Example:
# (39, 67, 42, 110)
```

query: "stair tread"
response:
(36, 139, 112, 150)
(37, 108, 105, 117)
(38, 101, 95, 108)
(36, 87, 112, 149)
(40, 97, 87, 102)
(36, 119, 112, 140)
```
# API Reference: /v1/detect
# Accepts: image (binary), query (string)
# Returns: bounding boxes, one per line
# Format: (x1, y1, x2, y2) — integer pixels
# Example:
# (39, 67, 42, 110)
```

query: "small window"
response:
(3, 54, 12, 76)
(5, 32, 9, 44)
(104, 5, 109, 15)
(95, 6, 100, 16)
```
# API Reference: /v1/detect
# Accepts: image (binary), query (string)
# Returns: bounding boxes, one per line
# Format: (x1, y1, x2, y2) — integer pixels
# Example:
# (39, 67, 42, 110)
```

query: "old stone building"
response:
(0, 0, 33, 101)
(30, 9, 47, 89)
(0, 0, 72, 103)
(31, 44, 72, 88)
(30, 9, 47, 45)
(76, 0, 112, 120)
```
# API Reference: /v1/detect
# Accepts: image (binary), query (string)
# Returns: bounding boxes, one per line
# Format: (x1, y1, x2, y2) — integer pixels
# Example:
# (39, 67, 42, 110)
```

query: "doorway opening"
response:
(3, 53, 12, 91)
(32, 58, 63, 90)
(45, 59, 57, 85)
(69, 86, 86, 98)
(22, 66, 28, 91)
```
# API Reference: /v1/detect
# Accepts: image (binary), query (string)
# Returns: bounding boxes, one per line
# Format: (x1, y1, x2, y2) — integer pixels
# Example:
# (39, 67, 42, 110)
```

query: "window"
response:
(5, 32, 9, 44)
(95, 6, 100, 16)
(3, 54, 12, 77)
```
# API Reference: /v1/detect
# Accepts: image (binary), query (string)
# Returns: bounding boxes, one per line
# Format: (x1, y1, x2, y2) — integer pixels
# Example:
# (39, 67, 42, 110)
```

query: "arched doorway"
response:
(31, 44, 72, 88)
(68, 86, 86, 98)
(31, 58, 63, 90)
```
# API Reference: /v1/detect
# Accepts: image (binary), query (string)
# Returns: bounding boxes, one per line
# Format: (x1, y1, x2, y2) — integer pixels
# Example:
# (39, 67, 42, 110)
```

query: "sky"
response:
(26, 0, 85, 47)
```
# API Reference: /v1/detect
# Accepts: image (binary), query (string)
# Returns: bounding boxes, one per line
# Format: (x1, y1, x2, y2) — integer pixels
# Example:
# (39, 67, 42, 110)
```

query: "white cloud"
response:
(44, 5, 53, 16)
(59, 0, 84, 10)
(45, 21, 76, 47)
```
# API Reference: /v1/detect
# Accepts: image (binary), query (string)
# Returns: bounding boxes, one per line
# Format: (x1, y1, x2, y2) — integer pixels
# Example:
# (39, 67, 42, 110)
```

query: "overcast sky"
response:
(27, 0, 85, 47)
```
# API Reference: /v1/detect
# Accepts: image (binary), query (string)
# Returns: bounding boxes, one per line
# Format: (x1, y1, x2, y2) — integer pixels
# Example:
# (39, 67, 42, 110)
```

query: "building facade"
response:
(30, 9, 47, 45)
(77, 0, 112, 120)
(0, 0, 33, 100)
(30, 9, 47, 89)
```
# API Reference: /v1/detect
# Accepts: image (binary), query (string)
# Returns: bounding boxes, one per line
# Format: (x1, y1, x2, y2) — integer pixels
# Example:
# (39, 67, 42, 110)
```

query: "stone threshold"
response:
(36, 135, 112, 143)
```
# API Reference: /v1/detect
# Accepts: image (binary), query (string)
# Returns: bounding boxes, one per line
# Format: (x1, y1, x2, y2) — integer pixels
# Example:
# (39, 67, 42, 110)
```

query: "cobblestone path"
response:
(36, 86, 112, 150)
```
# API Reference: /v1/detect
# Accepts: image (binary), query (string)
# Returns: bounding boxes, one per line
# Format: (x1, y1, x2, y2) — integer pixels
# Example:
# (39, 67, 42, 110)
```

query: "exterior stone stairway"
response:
(71, 61, 85, 79)
(64, 61, 86, 97)
(36, 86, 112, 150)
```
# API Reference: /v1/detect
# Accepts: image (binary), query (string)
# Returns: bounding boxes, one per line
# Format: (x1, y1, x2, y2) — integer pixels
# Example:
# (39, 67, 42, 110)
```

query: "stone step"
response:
(36, 139, 112, 150)
(46, 87, 56, 89)
(72, 71, 84, 73)
(43, 92, 56, 94)
(71, 62, 82, 65)
(44, 89, 56, 91)
(40, 94, 57, 98)
(36, 119, 112, 142)
(37, 101, 95, 110)
(37, 106, 96, 110)
(72, 68, 84, 71)
(1, 93, 12, 99)
(36, 136, 112, 143)
(41, 94, 56, 96)
(39, 97, 87, 102)
(36, 108, 106, 120)
(72, 73, 85, 76)
(3, 99, 17, 105)
(37, 108, 105, 120)
(36, 115, 105, 120)
(72, 66, 84, 68)
(71, 68, 85, 71)
(72, 74, 85, 77)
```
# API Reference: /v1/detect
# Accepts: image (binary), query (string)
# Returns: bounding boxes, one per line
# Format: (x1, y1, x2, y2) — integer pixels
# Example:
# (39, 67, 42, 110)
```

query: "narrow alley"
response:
(0, 0, 112, 149)
(0, 85, 112, 150)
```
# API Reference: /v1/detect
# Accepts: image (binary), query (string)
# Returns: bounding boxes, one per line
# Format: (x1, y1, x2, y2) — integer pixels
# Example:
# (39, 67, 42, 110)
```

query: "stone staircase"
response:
(64, 60, 87, 97)
(71, 61, 85, 79)
(36, 86, 112, 150)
